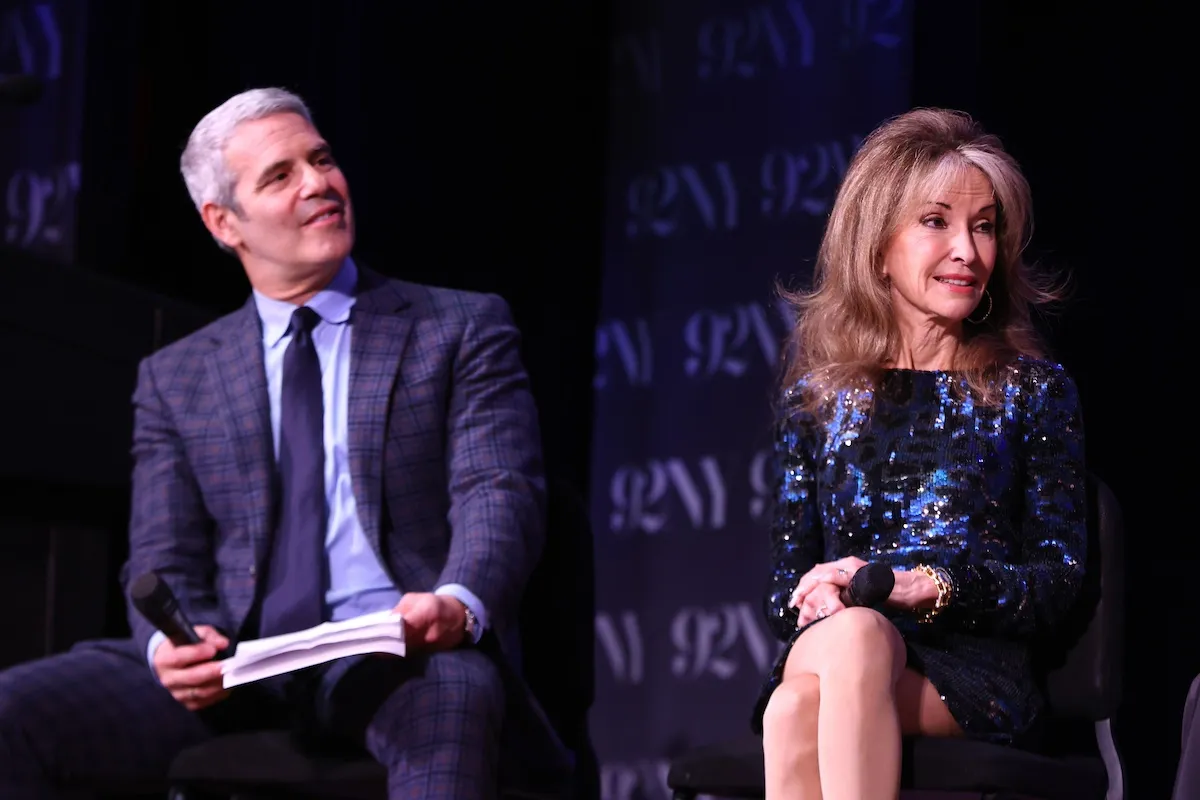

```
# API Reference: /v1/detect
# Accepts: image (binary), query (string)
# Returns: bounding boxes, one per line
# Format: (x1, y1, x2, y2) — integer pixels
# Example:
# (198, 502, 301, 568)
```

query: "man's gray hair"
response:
(180, 87, 313, 213)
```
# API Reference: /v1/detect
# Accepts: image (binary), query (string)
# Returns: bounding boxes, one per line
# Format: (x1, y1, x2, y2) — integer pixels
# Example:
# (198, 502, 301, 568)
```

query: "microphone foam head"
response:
(853, 562, 896, 606)
(129, 572, 171, 611)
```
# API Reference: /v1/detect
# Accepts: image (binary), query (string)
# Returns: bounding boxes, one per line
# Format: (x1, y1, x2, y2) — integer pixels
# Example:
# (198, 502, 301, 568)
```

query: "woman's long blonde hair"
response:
(779, 108, 1062, 414)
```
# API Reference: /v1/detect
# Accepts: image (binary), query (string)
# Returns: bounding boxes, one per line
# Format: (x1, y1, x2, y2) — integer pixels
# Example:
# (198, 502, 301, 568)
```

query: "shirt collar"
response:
(253, 257, 358, 348)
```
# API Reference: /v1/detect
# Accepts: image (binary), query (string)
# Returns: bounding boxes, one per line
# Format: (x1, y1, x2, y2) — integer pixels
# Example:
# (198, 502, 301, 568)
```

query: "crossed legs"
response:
(762, 608, 961, 800)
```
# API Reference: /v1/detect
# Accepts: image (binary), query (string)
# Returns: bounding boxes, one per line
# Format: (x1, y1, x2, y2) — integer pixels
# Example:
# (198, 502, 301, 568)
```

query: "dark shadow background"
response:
(76, 1, 609, 493)
(0, 1, 1191, 797)
(914, 4, 1190, 797)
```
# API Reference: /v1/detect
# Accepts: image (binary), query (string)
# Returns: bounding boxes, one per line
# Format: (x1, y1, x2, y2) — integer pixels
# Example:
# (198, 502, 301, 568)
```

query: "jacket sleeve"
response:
(939, 363, 1087, 639)
(436, 294, 547, 637)
(121, 356, 225, 664)
(763, 385, 826, 642)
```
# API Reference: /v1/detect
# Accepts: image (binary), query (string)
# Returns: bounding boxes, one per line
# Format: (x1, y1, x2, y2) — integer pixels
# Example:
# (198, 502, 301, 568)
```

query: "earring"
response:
(967, 288, 993, 324)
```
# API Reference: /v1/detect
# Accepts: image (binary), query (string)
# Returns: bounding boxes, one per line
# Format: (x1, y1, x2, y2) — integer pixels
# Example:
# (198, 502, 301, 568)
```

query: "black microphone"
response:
(129, 572, 203, 647)
(840, 562, 895, 608)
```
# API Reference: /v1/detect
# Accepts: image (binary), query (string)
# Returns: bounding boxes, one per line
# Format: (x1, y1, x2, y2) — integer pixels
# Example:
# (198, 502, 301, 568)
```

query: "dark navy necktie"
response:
(259, 306, 327, 638)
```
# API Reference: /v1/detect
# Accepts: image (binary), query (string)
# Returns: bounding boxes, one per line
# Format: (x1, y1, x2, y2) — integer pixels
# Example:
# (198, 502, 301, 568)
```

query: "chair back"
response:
(1039, 473, 1125, 722)
(517, 476, 599, 799)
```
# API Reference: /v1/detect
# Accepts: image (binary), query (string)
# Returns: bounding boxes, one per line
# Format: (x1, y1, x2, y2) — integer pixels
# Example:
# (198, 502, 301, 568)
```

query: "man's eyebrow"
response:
(256, 158, 292, 185)
(254, 143, 333, 187)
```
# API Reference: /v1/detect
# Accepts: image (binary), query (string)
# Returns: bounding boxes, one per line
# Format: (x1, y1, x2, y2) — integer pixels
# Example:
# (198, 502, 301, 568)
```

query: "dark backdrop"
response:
(586, 1, 1192, 796)
(0, 1, 1192, 798)
(915, 5, 1190, 797)
(1, 0, 611, 780)
(76, 0, 609, 494)
(587, 3, 915, 792)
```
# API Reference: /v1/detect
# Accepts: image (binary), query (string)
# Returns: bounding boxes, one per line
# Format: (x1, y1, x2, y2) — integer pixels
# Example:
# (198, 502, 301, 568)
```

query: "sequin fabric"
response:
(752, 357, 1086, 743)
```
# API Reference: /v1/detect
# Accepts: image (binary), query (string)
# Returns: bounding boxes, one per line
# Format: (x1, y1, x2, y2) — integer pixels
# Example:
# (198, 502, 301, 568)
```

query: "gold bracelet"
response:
(912, 564, 952, 623)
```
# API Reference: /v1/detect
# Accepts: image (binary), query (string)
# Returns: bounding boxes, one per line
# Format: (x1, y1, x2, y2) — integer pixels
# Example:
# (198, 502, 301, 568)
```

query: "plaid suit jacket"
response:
(119, 267, 547, 662)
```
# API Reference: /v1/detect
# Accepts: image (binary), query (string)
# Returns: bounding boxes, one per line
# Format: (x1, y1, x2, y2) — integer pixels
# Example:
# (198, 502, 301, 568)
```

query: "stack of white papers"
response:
(221, 610, 406, 689)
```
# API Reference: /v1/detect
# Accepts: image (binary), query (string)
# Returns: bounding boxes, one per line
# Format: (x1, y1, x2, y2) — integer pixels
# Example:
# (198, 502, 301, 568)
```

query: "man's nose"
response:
(298, 164, 330, 196)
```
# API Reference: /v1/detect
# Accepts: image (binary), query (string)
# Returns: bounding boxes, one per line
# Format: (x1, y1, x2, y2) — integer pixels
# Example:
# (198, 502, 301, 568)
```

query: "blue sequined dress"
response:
(752, 357, 1087, 743)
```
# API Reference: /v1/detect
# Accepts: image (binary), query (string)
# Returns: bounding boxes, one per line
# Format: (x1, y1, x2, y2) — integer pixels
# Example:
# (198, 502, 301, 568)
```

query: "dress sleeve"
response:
(763, 385, 826, 642)
(940, 363, 1087, 638)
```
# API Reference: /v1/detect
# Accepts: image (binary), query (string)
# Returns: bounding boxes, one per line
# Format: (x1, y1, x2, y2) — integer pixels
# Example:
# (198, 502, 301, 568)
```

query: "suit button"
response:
(249, 565, 256, 577)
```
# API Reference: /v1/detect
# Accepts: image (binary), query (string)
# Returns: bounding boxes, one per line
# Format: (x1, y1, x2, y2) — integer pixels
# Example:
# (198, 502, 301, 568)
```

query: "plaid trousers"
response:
(0, 638, 506, 799)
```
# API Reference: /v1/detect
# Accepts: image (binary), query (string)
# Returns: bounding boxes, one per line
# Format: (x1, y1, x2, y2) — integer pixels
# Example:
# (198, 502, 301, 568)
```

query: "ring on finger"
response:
(816, 605, 829, 619)
(837, 568, 848, 576)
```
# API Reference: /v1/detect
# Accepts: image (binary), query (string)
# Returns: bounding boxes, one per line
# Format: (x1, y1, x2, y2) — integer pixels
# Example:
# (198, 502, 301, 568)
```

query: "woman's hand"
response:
(793, 581, 846, 627)
(789, 556, 868, 615)
(885, 567, 940, 611)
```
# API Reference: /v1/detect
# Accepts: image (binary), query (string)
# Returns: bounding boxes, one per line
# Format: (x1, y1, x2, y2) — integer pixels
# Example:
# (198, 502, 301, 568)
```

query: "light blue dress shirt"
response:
(147, 259, 486, 665)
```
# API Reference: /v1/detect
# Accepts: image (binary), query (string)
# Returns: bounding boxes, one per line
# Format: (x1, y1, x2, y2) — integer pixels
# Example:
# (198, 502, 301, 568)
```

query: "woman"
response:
(755, 107, 1086, 800)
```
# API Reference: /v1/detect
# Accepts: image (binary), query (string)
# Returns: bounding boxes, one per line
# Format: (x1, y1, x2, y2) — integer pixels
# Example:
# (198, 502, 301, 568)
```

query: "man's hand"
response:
(395, 593, 468, 652)
(152, 625, 230, 711)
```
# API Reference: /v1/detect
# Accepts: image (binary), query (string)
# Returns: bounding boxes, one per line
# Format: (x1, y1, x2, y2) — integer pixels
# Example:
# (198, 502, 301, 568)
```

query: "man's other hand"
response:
(152, 625, 230, 711)
(395, 593, 467, 652)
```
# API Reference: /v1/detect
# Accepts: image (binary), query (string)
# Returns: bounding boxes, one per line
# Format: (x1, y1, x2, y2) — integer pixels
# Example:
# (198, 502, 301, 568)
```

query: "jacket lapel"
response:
(348, 270, 413, 557)
(206, 300, 276, 571)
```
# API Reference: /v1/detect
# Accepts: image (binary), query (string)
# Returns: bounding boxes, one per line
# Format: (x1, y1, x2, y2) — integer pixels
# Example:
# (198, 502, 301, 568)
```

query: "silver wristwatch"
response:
(463, 606, 480, 641)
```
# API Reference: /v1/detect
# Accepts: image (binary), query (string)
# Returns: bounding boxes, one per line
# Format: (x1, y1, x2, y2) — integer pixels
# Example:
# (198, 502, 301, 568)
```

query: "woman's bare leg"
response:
(895, 668, 962, 737)
(784, 608, 908, 800)
(762, 673, 822, 800)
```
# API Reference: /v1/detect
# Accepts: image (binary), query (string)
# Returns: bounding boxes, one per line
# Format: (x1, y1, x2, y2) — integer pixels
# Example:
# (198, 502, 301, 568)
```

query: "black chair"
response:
(667, 473, 1126, 800)
(1170, 672, 1200, 800)
(166, 477, 598, 800)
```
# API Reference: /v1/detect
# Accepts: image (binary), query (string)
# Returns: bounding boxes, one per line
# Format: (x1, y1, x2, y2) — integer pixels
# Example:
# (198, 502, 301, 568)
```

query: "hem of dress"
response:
(902, 645, 1037, 747)
(752, 616, 1038, 748)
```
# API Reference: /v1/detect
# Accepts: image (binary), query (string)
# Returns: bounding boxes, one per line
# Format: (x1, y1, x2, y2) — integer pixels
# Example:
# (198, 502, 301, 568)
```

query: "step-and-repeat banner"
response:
(589, 2, 913, 796)
(0, 0, 87, 266)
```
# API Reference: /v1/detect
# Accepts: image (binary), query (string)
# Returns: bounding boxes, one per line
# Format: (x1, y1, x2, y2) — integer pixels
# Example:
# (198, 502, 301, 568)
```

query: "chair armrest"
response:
(1095, 718, 1125, 800)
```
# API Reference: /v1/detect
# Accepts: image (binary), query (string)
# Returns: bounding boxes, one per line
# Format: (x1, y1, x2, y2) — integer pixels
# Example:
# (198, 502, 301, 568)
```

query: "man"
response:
(0, 87, 560, 799)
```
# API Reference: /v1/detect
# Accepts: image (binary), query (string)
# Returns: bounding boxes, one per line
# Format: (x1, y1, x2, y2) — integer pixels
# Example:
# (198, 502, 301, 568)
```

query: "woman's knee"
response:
(762, 674, 820, 747)
(784, 607, 906, 682)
